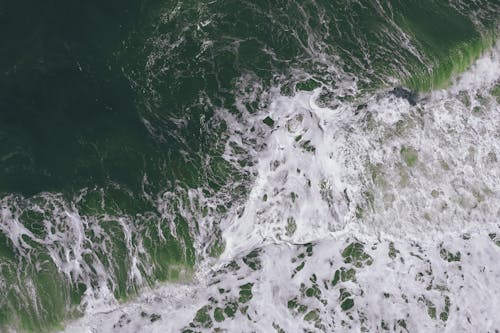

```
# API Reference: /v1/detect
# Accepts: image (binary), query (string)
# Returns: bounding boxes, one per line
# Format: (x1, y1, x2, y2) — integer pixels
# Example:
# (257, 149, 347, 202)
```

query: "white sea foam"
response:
(59, 43, 500, 333)
(221, 45, 500, 260)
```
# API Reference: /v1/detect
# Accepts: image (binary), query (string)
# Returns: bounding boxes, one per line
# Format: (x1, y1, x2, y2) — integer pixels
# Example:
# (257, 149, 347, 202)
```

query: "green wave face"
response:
(0, 0, 499, 331)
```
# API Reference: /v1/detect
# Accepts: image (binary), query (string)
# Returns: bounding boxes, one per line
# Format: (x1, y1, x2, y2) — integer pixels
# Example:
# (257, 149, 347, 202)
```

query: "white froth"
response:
(56, 42, 500, 332)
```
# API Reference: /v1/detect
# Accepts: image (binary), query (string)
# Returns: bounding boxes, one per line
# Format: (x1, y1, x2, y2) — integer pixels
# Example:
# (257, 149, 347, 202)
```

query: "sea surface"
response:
(1, 1, 500, 332)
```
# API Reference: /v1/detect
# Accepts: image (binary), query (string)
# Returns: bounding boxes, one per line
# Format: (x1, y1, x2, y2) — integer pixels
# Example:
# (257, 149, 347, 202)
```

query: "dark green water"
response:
(1, 0, 157, 195)
(0, 0, 499, 331)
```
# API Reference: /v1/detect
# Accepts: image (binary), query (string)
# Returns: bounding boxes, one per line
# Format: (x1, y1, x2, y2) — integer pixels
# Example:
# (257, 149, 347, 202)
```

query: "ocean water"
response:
(1, 1, 500, 332)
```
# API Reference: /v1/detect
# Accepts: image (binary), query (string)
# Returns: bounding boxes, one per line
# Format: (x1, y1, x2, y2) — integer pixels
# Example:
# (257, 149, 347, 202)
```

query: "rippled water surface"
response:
(1, 1, 500, 332)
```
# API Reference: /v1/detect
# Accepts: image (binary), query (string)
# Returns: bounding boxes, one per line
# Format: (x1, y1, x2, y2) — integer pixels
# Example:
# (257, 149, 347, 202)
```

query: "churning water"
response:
(1, 1, 500, 332)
